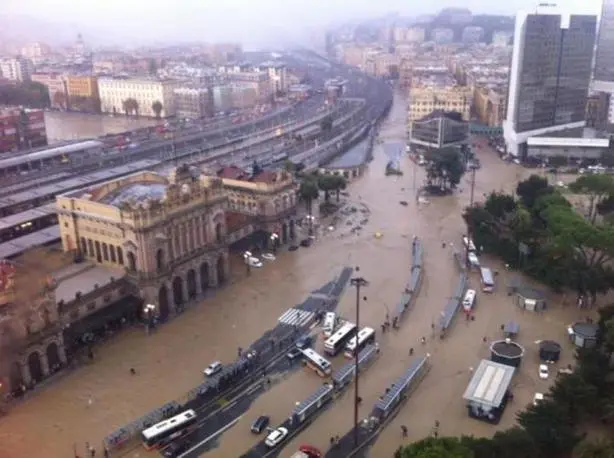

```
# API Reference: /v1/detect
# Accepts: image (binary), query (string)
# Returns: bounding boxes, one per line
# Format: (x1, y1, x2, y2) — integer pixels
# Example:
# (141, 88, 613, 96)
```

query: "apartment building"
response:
(174, 86, 214, 119)
(98, 77, 182, 117)
(0, 107, 47, 153)
(474, 86, 507, 127)
(65, 75, 100, 113)
(257, 62, 288, 95)
(0, 57, 34, 82)
(228, 71, 271, 101)
(409, 84, 472, 122)
(31, 72, 67, 108)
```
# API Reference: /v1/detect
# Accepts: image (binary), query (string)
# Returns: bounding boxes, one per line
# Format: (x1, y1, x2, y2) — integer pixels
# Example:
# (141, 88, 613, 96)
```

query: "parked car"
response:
(300, 239, 312, 248)
(539, 364, 549, 380)
(287, 347, 302, 361)
(533, 392, 544, 406)
(295, 335, 313, 350)
(299, 444, 323, 458)
(204, 361, 223, 377)
(265, 427, 289, 448)
(250, 415, 270, 434)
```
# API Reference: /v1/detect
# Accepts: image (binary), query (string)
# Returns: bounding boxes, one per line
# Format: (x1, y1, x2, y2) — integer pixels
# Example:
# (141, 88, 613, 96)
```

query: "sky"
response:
(2, 0, 604, 48)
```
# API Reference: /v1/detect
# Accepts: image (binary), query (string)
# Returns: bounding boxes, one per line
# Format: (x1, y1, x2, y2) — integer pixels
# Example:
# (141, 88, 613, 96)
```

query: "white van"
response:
(323, 312, 336, 337)
(480, 267, 495, 293)
(462, 236, 477, 252)
(462, 289, 477, 312)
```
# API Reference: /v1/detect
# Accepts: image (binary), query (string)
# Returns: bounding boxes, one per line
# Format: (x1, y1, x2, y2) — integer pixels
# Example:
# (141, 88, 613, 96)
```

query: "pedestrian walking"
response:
(401, 425, 408, 437)
(409, 347, 414, 356)
(420, 336, 426, 344)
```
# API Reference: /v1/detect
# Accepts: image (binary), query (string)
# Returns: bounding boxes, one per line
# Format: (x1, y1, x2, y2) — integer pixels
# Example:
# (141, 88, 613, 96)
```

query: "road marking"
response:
(220, 399, 239, 412)
(178, 415, 242, 458)
(278, 308, 315, 327)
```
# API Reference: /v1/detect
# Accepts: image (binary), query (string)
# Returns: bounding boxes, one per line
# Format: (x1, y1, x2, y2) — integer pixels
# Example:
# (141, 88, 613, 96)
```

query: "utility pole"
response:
(350, 268, 368, 448)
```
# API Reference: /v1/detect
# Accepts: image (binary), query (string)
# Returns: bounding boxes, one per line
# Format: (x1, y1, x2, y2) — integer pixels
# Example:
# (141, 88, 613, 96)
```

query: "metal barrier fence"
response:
(439, 273, 468, 336)
(393, 237, 424, 323)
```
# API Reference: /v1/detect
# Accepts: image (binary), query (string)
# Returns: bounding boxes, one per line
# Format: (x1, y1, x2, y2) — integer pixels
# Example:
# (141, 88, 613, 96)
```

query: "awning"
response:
(66, 295, 141, 337)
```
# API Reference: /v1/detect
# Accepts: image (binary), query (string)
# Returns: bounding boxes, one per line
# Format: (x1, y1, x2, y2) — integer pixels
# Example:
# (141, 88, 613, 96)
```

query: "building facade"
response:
(0, 57, 34, 82)
(408, 85, 471, 122)
(0, 107, 47, 153)
(31, 72, 68, 109)
(65, 75, 100, 113)
(474, 86, 507, 127)
(409, 111, 469, 152)
(593, 0, 614, 123)
(504, 7, 597, 157)
(257, 62, 288, 95)
(174, 87, 214, 119)
(98, 77, 182, 117)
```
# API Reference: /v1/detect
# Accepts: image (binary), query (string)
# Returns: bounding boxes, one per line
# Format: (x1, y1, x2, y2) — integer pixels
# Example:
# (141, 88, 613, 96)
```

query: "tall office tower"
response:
(593, 0, 614, 123)
(503, 5, 597, 157)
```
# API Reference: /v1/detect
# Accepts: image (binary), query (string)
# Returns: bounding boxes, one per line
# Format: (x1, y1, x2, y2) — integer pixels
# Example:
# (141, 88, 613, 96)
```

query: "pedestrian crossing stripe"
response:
(278, 308, 315, 327)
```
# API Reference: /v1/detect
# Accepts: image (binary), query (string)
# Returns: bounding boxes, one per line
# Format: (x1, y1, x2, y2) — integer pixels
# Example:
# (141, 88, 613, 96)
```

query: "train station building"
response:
(2, 164, 298, 394)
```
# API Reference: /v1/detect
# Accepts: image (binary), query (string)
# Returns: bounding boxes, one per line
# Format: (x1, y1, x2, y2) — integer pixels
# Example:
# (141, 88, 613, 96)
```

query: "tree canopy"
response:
(394, 437, 474, 458)
(424, 147, 465, 191)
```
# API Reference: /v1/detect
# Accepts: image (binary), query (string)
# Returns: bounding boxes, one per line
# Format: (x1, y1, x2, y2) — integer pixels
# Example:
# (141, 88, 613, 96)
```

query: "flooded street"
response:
(0, 92, 594, 458)
(44, 111, 158, 144)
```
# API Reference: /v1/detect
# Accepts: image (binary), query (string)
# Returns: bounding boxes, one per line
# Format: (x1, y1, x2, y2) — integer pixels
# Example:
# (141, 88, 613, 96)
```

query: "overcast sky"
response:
(3, 0, 603, 47)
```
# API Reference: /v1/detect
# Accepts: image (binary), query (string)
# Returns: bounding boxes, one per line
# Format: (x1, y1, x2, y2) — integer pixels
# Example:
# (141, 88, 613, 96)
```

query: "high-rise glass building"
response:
(503, 6, 597, 157)
(593, 0, 614, 122)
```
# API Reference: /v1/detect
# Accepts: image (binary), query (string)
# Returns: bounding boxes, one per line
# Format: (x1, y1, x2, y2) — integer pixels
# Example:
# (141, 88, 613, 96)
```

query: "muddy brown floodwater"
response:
(0, 92, 595, 458)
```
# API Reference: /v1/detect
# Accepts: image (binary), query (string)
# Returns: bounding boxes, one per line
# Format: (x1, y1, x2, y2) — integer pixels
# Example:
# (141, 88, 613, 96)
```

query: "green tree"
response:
(569, 174, 614, 224)
(603, 318, 614, 359)
(298, 176, 319, 216)
(518, 399, 579, 458)
(283, 160, 296, 173)
(490, 427, 539, 458)
(549, 373, 599, 421)
(152, 100, 163, 119)
(332, 174, 347, 202)
(516, 175, 553, 210)
(317, 174, 337, 202)
(424, 147, 465, 190)
(395, 437, 474, 458)
(573, 438, 614, 458)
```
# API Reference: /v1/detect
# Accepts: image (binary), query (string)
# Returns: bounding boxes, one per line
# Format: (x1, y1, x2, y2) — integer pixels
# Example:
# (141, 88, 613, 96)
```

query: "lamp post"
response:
(350, 267, 368, 448)
(143, 303, 156, 335)
(243, 250, 252, 275)
(270, 233, 279, 253)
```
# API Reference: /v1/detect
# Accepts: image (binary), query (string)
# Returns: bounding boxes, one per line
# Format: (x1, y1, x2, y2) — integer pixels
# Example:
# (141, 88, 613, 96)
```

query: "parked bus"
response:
(301, 348, 332, 377)
(463, 236, 477, 252)
(324, 321, 357, 356)
(480, 267, 495, 293)
(141, 409, 198, 450)
(322, 312, 336, 337)
(344, 326, 376, 358)
(462, 289, 477, 313)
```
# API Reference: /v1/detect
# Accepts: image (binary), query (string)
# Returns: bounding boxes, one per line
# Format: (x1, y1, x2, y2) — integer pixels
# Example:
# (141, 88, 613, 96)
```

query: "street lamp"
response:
(243, 250, 252, 275)
(144, 303, 156, 335)
(350, 267, 368, 448)
(270, 233, 279, 253)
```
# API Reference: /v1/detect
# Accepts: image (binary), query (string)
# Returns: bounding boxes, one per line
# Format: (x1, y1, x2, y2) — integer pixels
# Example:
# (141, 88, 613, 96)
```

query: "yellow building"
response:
(65, 75, 100, 112)
(408, 85, 472, 122)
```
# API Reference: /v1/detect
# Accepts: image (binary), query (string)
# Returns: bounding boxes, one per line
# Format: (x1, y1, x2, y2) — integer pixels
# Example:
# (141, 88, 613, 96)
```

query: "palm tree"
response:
(298, 177, 319, 220)
(152, 100, 163, 119)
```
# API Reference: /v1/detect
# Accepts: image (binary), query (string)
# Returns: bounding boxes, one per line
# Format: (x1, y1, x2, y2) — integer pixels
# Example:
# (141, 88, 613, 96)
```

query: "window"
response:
(102, 243, 109, 261)
(110, 245, 116, 263)
(117, 246, 124, 265)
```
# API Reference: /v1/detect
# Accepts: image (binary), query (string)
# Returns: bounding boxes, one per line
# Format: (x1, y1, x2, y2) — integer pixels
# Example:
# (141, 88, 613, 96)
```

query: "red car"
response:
(299, 445, 322, 458)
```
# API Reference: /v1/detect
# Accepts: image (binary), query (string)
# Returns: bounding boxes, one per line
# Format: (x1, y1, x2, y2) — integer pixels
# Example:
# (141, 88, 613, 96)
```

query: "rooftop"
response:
(463, 359, 515, 408)
(54, 262, 125, 304)
(99, 183, 168, 208)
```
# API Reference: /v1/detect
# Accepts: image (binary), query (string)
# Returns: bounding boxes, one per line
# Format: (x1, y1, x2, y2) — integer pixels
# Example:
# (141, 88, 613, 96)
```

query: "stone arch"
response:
(158, 284, 170, 320)
(46, 342, 61, 370)
(9, 361, 23, 392)
(282, 222, 288, 244)
(127, 252, 137, 271)
(172, 276, 184, 307)
(200, 262, 210, 291)
(289, 220, 296, 240)
(217, 255, 226, 284)
(156, 249, 165, 271)
(187, 269, 197, 299)
(215, 223, 223, 243)
(27, 351, 43, 383)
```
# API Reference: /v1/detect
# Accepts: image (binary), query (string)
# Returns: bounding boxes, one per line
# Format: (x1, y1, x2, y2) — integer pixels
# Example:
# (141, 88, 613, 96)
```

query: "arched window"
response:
(94, 241, 102, 262)
(127, 252, 137, 271)
(102, 243, 109, 261)
(110, 245, 116, 263)
(117, 246, 124, 265)
(80, 237, 87, 255)
(215, 222, 223, 243)
(156, 249, 164, 271)
(87, 239, 94, 257)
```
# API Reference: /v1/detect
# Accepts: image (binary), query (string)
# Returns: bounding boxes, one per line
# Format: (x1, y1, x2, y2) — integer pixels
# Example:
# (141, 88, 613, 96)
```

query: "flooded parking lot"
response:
(0, 93, 596, 458)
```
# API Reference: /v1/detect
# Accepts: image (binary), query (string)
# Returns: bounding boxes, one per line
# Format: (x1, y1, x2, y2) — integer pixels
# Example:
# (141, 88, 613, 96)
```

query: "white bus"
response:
(480, 267, 495, 293)
(344, 326, 376, 358)
(462, 289, 477, 312)
(324, 321, 357, 356)
(301, 348, 332, 377)
(322, 312, 337, 337)
(141, 409, 198, 450)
